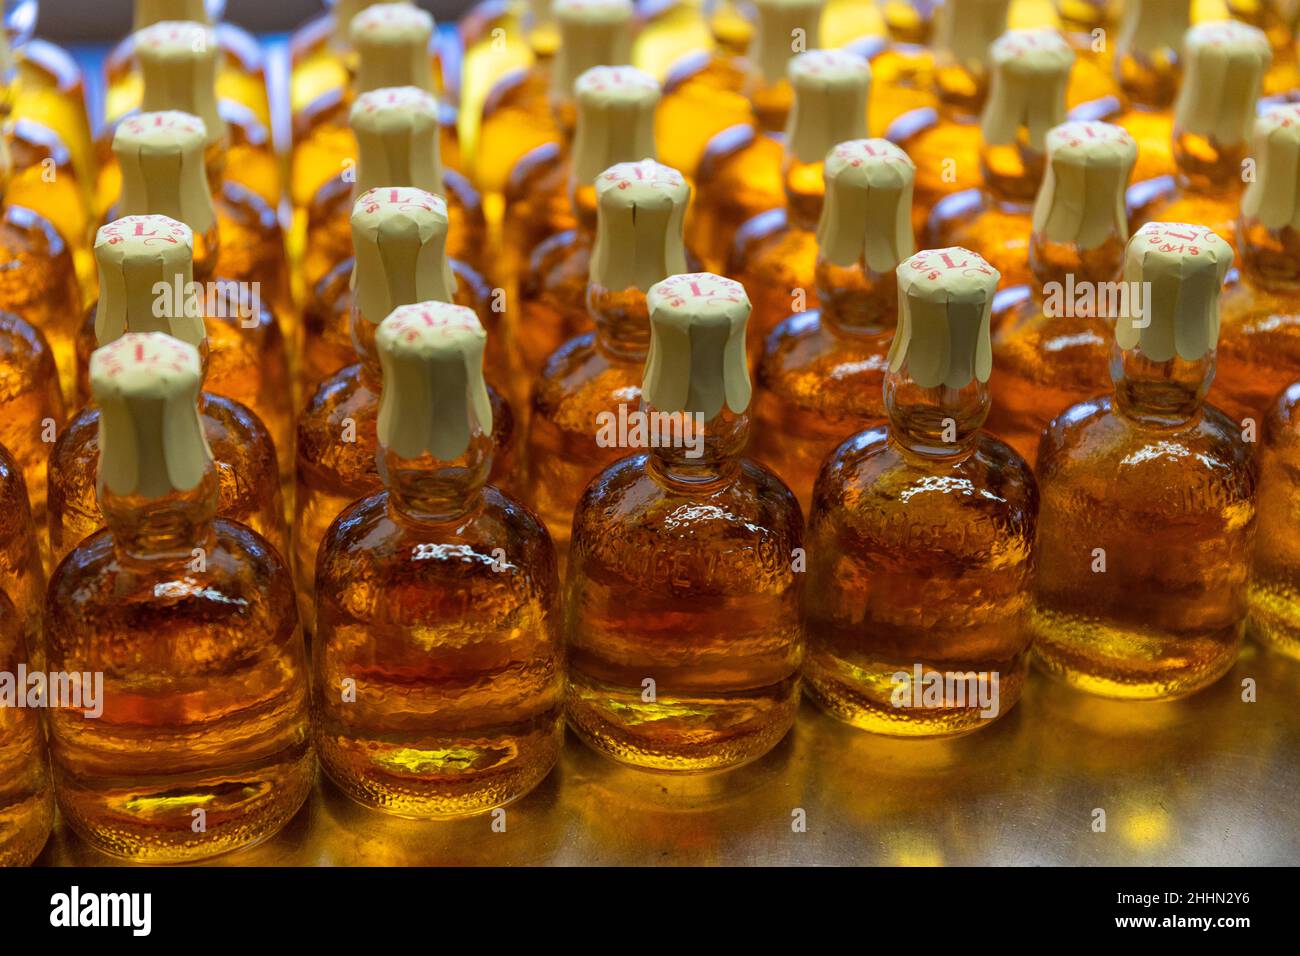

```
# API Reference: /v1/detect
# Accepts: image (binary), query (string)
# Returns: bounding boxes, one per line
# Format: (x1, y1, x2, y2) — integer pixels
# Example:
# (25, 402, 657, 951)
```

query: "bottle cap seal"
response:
(134, 0, 210, 29)
(591, 160, 689, 291)
(1241, 103, 1300, 231)
(749, 0, 824, 85)
(350, 2, 435, 94)
(552, 0, 633, 106)
(819, 138, 915, 271)
(1033, 121, 1137, 249)
(1118, 222, 1232, 362)
(934, 0, 1012, 74)
(643, 273, 752, 419)
(571, 65, 660, 186)
(1174, 20, 1271, 146)
(135, 20, 225, 145)
(94, 215, 206, 349)
(90, 332, 212, 499)
(980, 29, 1074, 151)
(376, 301, 492, 460)
(350, 86, 443, 195)
(352, 187, 456, 327)
(890, 247, 998, 389)
(785, 49, 871, 164)
(114, 110, 217, 236)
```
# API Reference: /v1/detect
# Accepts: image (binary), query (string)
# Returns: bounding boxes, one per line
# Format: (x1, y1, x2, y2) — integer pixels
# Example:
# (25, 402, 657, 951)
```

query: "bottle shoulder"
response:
(534, 335, 640, 415)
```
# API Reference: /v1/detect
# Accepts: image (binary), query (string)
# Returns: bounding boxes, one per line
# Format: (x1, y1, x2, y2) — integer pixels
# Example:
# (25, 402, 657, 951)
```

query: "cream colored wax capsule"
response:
(135, 21, 225, 146)
(890, 247, 999, 390)
(91, 332, 212, 501)
(113, 111, 219, 274)
(551, 0, 634, 118)
(350, 3, 436, 95)
(92, 215, 206, 350)
(350, 87, 445, 199)
(570, 66, 661, 205)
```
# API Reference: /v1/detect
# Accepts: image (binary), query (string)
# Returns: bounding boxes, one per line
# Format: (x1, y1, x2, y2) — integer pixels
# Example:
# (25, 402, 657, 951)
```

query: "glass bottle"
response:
(865, 0, 938, 138)
(513, 64, 661, 386)
(523, 158, 689, 561)
(889, 0, 1011, 235)
(1057, 0, 1118, 109)
(301, 83, 485, 312)
(45, 333, 312, 862)
(0, 584, 52, 866)
(926, 28, 1074, 291)
(314, 300, 562, 817)
(499, 0, 634, 290)
(986, 119, 1136, 463)
(295, 187, 516, 632)
(0, 442, 46, 666)
(1214, 103, 1300, 423)
(48, 217, 287, 565)
(566, 272, 805, 772)
(100, 21, 292, 323)
(82, 111, 293, 483)
(1226, 0, 1300, 96)
(292, 2, 436, 211)
(729, 47, 871, 357)
(1031, 221, 1254, 699)
(472, 0, 570, 206)
(104, 0, 271, 136)
(1248, 381, 1300, 660)
(98, 20, 280, 214)
(687, 0, 825, 273)
(1131, 20, 1271, 252)
(0, 309, 64, 558)
(0, 128, 82, 407)
(751, 137, 915, 513)
(805, 246, 1036, 735)
(1105, 0, 1190, 184)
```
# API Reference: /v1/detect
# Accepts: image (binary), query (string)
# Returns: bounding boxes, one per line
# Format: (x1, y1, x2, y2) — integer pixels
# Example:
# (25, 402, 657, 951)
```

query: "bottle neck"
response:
(1116, 44, 1181, 110)
(379, 431, 492, 525)
(782, 155, 826, 231)
(568, 180, 599, 238)
(980, 139, 1045, 206)
(645, 401, 749, 487)
(1239, 218, 1300, 290)
(101, 468, 220, 564)
(935, 62, 987, 121)
(1173, 129, 1248, 194)
(589, 283, 650, 360)
(883, 0, 938, 45)
(815, 259, 898, 336)
(884, 364, 989, 459)
(1110, 341, 1213, 428)
(1030, 232, 1127, 297)
(192, 224, 221, 284)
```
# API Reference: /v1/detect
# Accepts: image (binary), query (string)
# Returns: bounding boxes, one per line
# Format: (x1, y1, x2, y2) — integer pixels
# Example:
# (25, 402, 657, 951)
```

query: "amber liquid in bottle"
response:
(0, 587, 53, 867)
(313, 301, 562, 816)
(44, 334, 312, 862)
(1248, 382, 1300, 660)
(565, 274, 804, 772)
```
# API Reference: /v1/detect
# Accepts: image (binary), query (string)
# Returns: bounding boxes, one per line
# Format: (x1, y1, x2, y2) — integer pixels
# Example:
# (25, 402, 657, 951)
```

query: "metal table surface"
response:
(35, 644, 1300, 866)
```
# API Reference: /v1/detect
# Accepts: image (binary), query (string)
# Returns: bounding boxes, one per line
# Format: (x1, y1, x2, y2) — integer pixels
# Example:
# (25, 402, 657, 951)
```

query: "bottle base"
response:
(564, 674, 799, 773)
(0, 790, 54, 867)
(802, 651, 1026, 738)
(315, 721, 562, 819)
(54, 753, 314, 864)
(1247, 577, 1300, 661)
(1029, 605, 1242, 701)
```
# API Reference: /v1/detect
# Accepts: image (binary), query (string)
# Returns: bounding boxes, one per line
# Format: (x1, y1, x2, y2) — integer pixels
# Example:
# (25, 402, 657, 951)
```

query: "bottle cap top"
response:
(819, 138, 915, 272)
(1174, 20, 1271, 146)
(552, 0, 633, 103)
(114, 110, 217, 236)
(571, 65, 660, 186)
(350, 2, 435, 94)
(351, 186, 455, 325)
(785, 49, 871, 164)
(376, 301, 492, 461)
(1241, 103, 1300, 231)
(643, 273, 752, 419)
(333, 0, 397, 48)
(890, 247, 998, 389)
(935, 0, 1012, 74)
(1118, 222, 1232, 362)
(135, 21, 224, 145)
(134, 0, 210, 30)
(90, 332, 212, 499)
(980, 29, 1074, 151)
(749, 0, 824, 85)
(350, 86, 443, 195)
(1032, 121, 1137, 249)
(1117, 0, 1191, 60)
(94, 215, 206, 350)
(591, 160, 689, 291)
